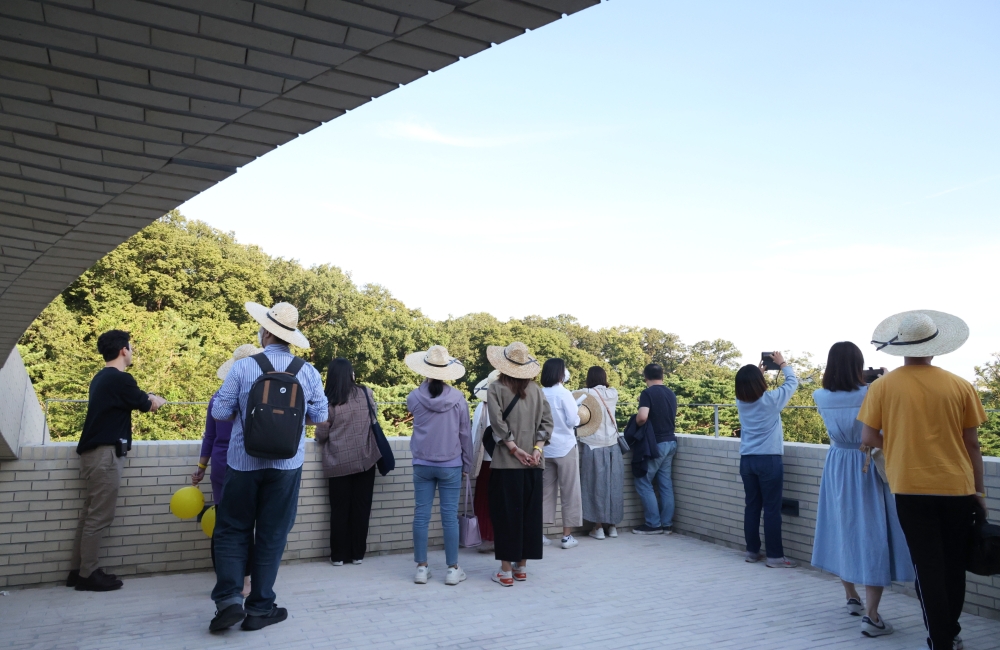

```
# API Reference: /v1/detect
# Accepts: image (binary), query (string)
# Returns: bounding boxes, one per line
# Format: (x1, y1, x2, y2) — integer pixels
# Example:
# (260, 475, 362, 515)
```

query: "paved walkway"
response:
(4, 533, 999, 649)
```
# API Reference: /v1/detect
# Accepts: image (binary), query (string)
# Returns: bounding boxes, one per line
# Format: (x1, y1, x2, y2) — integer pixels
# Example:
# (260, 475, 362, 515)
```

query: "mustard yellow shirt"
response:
(857, 365, 986, 495)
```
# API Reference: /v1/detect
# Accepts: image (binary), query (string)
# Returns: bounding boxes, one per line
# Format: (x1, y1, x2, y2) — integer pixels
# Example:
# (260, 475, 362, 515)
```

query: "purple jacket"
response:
(406, 381, 473, 474)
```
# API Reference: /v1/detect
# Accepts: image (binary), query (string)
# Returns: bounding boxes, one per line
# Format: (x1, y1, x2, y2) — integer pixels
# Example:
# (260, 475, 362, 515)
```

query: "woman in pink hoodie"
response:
(404, 346, 473, 587)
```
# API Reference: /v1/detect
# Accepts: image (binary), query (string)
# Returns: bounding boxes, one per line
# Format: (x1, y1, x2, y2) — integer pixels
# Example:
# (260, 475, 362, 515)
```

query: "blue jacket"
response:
(624, 414, 660, 478)
(737, 366, 798, 455)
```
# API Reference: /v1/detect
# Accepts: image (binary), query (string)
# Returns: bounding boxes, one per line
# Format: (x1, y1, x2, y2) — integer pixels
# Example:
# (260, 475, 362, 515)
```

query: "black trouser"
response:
(894, 494, 977, 650)
(489, 468, 544, 563)
(327, 466, 376, 563)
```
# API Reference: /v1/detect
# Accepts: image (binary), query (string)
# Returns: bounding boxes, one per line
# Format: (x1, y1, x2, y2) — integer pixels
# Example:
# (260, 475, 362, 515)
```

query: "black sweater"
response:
(76, 367, 151, 454)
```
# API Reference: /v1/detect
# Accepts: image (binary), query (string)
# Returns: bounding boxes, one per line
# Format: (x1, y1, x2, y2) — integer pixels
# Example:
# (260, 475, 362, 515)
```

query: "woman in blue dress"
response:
(811, 342, 913, 639)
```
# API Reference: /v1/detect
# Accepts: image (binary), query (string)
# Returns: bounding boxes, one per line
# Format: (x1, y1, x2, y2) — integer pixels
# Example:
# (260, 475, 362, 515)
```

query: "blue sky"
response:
(181, 0, 1000, 379)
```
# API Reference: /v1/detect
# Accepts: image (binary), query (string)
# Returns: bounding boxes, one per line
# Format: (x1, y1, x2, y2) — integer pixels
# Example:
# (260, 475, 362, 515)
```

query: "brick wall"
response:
(2, 435, 998, 620)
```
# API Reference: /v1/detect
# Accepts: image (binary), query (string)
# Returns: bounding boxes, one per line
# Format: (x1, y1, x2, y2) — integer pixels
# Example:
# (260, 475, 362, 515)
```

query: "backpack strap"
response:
(284, 357, 305, 376)
(252, 353, 275, 374)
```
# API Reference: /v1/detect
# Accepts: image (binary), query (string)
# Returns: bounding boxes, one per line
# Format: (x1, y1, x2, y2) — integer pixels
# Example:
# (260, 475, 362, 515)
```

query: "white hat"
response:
(473, 370, 501, 401)
(404, 345, 466, 381)
(871, 310, 969, 357)
(245, 302, 310, 349)
(216, 343, 262, 380)
(486, 342, 541, 379)
(571, 390, 603, 438)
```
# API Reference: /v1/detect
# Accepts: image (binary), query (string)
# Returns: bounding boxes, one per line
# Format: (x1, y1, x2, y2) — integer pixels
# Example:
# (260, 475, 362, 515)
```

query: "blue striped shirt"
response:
(212, 344, 328, 472)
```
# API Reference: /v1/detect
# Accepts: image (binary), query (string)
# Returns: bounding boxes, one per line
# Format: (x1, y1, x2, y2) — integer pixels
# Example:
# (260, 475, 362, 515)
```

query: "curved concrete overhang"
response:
(0, 0, 600, 363)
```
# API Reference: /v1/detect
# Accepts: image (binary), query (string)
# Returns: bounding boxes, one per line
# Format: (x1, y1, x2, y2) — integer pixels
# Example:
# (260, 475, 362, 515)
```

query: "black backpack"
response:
(242, 354, 307, 460)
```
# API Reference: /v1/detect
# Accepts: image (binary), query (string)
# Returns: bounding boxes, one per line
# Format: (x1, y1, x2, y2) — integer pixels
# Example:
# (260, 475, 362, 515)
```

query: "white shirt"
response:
(472, 401, 492, 461)
(579, 385, 619, 449)
(542, 384, 580, 459)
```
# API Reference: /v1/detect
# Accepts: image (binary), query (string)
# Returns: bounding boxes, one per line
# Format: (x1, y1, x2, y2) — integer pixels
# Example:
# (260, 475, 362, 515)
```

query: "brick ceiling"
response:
(0, 0, 599, 361)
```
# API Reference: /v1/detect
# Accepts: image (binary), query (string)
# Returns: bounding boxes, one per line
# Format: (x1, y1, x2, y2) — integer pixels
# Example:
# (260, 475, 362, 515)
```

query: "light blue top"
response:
(810, 387, 913, 586)
(737, 366, 798, 456)
(213, 344, 328, 472)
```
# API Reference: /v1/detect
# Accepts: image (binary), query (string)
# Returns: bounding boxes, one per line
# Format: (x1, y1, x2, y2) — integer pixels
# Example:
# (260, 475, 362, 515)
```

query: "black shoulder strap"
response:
(362, 387, 377, 423)
(252, 353, 275, 374)
(501, 394, 520, 421)
(285, 357, 305, 376)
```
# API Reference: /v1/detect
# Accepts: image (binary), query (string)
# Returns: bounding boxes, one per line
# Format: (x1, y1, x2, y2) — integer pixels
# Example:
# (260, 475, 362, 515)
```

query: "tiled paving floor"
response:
(3, 532, 999, 649)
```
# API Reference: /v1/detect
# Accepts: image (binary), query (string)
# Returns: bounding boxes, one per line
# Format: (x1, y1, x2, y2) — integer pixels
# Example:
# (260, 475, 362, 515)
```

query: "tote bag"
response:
(459, 474, 482, 547)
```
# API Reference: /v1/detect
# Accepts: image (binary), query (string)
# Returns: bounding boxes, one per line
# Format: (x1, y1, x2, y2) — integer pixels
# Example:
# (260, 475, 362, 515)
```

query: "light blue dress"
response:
(811, 387, 913, 586)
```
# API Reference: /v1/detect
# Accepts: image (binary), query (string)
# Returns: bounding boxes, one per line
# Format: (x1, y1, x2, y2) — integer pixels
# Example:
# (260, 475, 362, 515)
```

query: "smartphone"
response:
(863, 367, 885, 384)
(760, 352, 782, 371)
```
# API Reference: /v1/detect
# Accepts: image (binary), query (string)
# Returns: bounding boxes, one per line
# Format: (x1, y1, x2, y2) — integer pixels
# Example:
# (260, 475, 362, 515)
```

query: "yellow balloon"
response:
(201, 505, 216, 538)
(170, 486, 205, 519)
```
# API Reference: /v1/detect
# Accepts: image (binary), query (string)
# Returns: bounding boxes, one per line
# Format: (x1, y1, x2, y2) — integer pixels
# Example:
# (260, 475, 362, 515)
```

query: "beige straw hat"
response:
(473, 369, 501, 401)
(245, 301, 310, 349)
(572, 390, 604, 438)
(486, 342, 541, 379)
(871, 310, 969, 358)
(216, 343, 263, 380)
(404, 345, 466, 381)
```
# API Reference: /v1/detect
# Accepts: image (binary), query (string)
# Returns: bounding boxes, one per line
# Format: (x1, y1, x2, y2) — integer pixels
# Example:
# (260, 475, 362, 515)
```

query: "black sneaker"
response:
(632, 524, 664, 535)
(66, 570, 79, 587)
(74, 569, 123, 592)
(241, 605, 288, 631)
(661, 525, 674, 535)
(209, 604, 246, 632)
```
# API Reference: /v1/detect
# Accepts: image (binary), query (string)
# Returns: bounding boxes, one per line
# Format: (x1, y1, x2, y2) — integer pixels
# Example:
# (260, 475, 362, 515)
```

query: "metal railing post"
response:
(713, 405, 720, 437)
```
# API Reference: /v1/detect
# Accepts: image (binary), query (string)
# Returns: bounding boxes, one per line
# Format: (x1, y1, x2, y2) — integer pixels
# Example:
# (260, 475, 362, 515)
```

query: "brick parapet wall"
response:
(2, 435, 998, 620)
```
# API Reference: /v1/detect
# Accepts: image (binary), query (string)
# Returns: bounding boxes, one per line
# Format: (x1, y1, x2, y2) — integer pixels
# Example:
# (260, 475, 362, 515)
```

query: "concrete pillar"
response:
(0, 347, 45, 459)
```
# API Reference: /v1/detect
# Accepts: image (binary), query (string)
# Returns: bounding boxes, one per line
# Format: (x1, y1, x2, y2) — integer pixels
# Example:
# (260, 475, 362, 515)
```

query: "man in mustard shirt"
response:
(860, 310, 987, 650)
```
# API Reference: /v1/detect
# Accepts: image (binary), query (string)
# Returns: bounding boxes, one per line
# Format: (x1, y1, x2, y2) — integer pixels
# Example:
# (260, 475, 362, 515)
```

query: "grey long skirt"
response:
(579, 442, 624, 525)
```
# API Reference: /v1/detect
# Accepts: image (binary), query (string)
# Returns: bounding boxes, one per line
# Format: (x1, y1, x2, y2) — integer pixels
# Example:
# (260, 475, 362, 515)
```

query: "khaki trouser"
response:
(71, 446, 124, 577)
(542, 446, 583, 527)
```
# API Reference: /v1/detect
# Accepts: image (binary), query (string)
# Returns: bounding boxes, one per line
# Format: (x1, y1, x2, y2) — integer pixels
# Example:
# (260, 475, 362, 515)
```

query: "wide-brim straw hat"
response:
(486, 342, 541, 379)
(572, 390, 603, 438)
(217, 343, 263, 380)
(473, 369, 501, 401)
(404, 345, 466, 381)
(245, 301, 310, 349)
(871, 310, 969, 357)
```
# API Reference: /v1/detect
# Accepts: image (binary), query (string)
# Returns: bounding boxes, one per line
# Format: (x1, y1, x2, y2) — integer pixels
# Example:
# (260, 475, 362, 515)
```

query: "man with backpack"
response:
(209, 302, 328, 633)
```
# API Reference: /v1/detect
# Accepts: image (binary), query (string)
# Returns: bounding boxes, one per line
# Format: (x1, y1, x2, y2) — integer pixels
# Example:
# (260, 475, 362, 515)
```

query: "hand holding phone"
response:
(760, 351, 783, 371)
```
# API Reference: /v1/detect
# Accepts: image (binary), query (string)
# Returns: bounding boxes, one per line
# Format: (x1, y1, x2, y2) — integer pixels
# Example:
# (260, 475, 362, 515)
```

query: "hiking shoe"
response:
(561, 535, 579, 549)
(241, 605, 287, 631)
(861, 615, 893, 637)
(512, 565, 527, 581)
(492, 570, 514, 587)
(765, 556, 798, 568)
(351, 559, 363, 565)
(445, 566, 466, 586)
(846, 598, 864, 616)
(607, 526, 618, 538)
(661, 525, 674, 535)
(67, 568, 116, 588)
(632, 525, 664, 535)
(542, 535, 552, 546)
(75, 570, 123, 592)
(209, 604, 245, 632)
(414, 565, 431, 584)
(745, 551, 765, 563)
(589, 528, 606, 540)
(330, 560, 343, 566)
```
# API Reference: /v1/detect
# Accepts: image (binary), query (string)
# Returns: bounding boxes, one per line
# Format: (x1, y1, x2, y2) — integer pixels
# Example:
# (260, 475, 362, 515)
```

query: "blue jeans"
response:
(412, 465, 462, 566)
(633, 440, 677, 528)
(212, 466, 301, 615)
(739, 454, 784, 559)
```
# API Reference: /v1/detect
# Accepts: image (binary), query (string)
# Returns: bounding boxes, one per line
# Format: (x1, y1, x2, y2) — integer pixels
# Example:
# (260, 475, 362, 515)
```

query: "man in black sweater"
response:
(69, 330, 166, 592)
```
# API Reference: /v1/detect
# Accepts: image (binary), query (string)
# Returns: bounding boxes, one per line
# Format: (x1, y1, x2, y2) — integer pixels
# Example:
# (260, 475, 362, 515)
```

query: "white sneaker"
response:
(445, 566, 466, 586)
(561, 535, 579, 549)
(351, 559, 362, 565)
(860, 615, 894, 637)
(607, 526, 618, 538)
(765, 556, 798, 568)
(953, 636, 964, 650)
(588, 528, 605, 540)
(542, 535, 552, 546)
(330, 560, 343, 566)
(414, 565, 431, 584)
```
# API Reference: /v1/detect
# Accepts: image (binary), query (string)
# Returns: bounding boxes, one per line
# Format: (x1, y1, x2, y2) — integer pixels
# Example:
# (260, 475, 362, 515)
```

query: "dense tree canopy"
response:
(17, 212, 998, 455)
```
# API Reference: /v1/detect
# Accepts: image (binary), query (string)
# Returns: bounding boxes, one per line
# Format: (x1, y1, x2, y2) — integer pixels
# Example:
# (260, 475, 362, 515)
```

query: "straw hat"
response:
(404, 345, 466, 381)
(245, 301, 310, 349)
(216, 343, 262, 380)
(486, 342, 541, 379)
(572, 390, 603, 438)
(473, 369, 501, 401)
(871, 310, 969, 357)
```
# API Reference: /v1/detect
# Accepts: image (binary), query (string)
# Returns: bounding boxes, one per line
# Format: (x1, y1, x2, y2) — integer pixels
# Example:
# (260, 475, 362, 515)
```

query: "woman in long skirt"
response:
(577, 366, 624, 539)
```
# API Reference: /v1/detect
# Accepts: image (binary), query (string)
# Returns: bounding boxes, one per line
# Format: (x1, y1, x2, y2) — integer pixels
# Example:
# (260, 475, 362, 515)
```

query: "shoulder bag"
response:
(362, 388, 395, 476)
(593, 390, 629, 454)
(482, 393, 520, 458)
(968, 503, 1000, 576)
(458, 474, 482, 547)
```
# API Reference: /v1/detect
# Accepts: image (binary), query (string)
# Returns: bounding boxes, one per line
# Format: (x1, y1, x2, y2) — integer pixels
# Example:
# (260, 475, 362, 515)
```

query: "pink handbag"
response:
(459, 474, 482, 547)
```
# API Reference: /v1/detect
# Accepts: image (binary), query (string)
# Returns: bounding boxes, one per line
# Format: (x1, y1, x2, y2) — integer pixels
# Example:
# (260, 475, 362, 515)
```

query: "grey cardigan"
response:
(486, 380, 553, 471)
